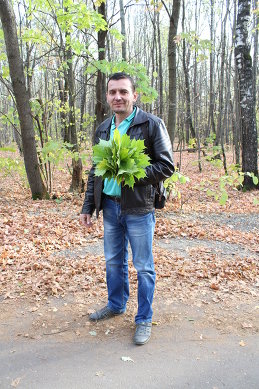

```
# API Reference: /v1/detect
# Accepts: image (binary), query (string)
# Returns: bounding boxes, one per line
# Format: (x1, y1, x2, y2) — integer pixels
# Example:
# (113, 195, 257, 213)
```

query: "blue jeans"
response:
(103, 197, 156, 324)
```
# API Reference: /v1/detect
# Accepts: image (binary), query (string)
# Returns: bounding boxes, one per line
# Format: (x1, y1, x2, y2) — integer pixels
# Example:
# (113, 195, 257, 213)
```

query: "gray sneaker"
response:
(133, 322, 152, 345)
(89, 305, 122, 321)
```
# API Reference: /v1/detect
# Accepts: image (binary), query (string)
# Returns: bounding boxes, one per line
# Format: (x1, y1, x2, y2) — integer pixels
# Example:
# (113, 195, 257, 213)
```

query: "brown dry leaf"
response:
(210, 283, 220, 291)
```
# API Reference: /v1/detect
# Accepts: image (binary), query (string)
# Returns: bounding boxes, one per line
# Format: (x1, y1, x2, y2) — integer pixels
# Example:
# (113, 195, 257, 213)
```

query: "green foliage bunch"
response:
(92, 129, 150, 188)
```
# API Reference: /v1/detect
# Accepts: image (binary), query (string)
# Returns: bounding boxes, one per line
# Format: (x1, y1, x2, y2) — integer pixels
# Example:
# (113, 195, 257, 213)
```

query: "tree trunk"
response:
(66, 32, 83, 193)
(0, 0, 48, 199)
(94, 2, 108, 135)
(79, 70, 87, 134)
(58, 75, 69, 143)
(252, 0, 258, 105)
(150, 6, 157, 113)
(193, 0, 202, 172)
(156, 10, 164, 118)
(182, 0, 195, 140)
(232, 0, 241, 165)
(235, 0, 258, 188)
(215, 0, 229, 147)
(208, 0, 216, 138)
(119, 0, 127, 61)
(167, 0, 181, 145)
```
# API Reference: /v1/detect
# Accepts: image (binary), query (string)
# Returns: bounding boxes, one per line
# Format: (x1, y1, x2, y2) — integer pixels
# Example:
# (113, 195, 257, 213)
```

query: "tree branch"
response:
(161, 0, 171, 18)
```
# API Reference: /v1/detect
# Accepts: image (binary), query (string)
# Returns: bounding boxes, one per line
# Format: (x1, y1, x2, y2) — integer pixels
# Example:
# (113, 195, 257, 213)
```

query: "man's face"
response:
(106, 78, 138, 116)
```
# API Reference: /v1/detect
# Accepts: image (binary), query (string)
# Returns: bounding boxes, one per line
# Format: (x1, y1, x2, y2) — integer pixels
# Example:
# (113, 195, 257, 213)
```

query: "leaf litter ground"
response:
(0, 149, 258, 342)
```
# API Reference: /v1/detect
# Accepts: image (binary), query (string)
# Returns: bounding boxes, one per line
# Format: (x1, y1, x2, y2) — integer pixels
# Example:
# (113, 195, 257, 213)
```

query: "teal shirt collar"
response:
(111, 106, 136, 128)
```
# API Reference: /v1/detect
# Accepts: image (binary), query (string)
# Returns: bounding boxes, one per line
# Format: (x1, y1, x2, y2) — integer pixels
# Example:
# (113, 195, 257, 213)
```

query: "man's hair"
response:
(107, 72, 136, 92)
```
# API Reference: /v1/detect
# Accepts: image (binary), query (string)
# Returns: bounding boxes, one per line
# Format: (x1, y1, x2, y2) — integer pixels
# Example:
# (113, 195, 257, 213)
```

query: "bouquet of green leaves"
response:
(92, 128, 150, 188)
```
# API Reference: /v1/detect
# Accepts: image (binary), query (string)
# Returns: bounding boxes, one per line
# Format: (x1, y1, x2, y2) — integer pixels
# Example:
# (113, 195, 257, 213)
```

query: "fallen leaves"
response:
(210, 283, 220, 291)
(155, 217, 259, 251)
(0, 149, 258, 332)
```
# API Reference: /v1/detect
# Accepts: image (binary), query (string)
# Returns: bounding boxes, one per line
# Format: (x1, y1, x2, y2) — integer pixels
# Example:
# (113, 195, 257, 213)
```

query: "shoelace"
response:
(136, 324, 151, 335)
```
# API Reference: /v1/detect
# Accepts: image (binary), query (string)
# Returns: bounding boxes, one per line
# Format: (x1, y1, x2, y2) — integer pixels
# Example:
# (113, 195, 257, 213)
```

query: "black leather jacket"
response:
(81, 107, 174, 217)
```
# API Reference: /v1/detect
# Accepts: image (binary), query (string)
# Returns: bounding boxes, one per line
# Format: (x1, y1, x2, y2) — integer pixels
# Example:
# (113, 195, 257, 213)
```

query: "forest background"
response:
(0, 0, 258, 322)
(0, 0, 258, 198)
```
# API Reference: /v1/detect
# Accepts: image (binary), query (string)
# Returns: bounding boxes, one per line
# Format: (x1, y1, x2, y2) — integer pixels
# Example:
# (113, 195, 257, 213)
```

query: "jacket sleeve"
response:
(81, 130, 101, 215)
(136, 118, 174, 186)
(81, 164, 95, 215)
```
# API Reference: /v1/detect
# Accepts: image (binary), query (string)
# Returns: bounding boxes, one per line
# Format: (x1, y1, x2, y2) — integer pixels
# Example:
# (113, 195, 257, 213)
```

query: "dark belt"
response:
(103, 194, 121, 203)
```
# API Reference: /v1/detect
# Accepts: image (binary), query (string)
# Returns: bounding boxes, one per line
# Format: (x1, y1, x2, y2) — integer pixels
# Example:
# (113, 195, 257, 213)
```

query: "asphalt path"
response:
(1, 318, 258, 389)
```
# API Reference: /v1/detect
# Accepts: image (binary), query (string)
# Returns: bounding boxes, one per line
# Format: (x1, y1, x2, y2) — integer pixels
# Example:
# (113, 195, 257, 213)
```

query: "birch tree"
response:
(235, 0, 258, 188)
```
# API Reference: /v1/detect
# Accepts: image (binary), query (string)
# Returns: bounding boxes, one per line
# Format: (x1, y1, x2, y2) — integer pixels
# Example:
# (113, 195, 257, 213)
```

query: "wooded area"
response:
(0, 3, 258, 382)
(0, 0, 258, 196)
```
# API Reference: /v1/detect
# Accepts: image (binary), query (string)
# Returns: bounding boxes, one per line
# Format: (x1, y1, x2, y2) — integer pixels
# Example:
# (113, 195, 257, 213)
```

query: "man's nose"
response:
(114, 92, 122, 100)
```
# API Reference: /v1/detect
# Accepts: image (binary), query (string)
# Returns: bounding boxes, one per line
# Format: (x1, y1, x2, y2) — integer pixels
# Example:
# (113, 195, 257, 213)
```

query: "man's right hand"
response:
(79, 214, 93, 228)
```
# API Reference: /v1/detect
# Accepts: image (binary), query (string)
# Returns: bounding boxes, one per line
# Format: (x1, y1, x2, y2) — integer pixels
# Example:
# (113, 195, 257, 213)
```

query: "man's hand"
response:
(80, 213, 93, 228)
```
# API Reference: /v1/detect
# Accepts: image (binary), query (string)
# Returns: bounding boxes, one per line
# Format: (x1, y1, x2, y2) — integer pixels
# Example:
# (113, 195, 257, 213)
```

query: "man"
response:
(80, 72, 174, 345)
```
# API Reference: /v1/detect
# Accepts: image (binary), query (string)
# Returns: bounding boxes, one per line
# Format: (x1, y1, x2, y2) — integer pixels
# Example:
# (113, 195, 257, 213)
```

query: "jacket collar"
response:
(131, 106, 149, 126)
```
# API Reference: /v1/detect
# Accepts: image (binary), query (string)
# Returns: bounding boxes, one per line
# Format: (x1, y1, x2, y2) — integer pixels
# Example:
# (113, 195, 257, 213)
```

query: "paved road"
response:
(1, 319, 258, 389)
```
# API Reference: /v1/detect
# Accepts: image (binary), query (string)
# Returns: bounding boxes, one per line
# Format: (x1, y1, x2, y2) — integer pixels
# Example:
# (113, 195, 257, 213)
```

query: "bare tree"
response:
(215, 0, 230, 173)
(66, 30, 83, 192)
(0, 0, 48, 199)
(94, 1, 108, 133)
(156, 9, 164, 118)
(119, 0, 127, 61)
(207, 0, 216, 138)
(162, 0, 181, 145)
(182, 0, 195, 141)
